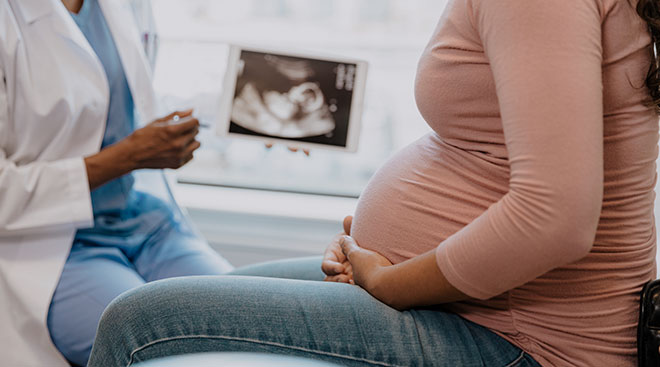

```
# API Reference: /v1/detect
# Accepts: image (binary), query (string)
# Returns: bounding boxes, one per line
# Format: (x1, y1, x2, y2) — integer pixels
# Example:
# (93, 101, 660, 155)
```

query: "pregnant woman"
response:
(88, 0, 658, 366)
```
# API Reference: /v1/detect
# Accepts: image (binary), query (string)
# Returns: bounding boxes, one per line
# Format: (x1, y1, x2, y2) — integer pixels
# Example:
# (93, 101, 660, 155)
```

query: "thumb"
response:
(343, 216, 353, 235)
(339, 236, 359, 259)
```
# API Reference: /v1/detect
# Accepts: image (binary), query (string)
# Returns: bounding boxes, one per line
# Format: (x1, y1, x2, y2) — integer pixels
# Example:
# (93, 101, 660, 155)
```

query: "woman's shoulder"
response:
(468, 0, 635, 31)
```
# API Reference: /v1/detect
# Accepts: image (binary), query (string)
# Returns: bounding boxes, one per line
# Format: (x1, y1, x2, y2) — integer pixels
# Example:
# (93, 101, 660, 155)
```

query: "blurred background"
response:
(150, 0, 447, 198)
(147, 1, 660, 273)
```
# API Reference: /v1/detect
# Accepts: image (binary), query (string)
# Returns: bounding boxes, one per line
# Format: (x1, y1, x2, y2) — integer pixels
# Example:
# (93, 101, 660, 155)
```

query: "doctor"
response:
(0, 0, 233, 366)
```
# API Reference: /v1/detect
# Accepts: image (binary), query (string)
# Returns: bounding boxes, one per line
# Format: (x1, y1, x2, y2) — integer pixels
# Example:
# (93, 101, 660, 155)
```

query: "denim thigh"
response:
(88, 275, 540, 367)
(228, 256, 325, 281)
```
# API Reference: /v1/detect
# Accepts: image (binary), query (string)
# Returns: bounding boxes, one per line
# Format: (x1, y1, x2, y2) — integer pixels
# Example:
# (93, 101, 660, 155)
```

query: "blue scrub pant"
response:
(47, 192, 232, 367)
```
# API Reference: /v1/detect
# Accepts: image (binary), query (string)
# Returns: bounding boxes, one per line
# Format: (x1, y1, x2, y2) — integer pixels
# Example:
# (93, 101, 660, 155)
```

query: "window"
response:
(151, 0, 448, 197)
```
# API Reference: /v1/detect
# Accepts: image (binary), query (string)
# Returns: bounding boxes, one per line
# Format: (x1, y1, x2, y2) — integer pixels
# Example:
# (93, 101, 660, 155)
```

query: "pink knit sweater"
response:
(351, 0, 658, 365)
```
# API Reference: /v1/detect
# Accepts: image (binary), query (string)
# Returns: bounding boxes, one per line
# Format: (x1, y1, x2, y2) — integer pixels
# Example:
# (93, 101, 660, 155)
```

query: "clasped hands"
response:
(322, 216, 394, 303)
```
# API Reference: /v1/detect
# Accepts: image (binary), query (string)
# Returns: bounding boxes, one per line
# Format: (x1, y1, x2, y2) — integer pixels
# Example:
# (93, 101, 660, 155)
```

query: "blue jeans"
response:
(87, 257, 541, 367)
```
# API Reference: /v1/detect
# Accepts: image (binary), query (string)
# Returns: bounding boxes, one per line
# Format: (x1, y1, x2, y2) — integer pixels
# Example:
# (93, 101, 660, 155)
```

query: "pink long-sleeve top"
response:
(351, 0, 658, 366)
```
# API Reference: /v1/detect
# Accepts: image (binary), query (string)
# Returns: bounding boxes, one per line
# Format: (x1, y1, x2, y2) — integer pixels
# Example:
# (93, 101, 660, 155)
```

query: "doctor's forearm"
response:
(83, 116, 201, 190)
(84, 142, 137, 190)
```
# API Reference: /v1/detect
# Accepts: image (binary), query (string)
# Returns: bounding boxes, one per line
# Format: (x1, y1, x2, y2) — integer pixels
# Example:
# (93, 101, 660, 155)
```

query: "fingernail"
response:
(338, 237, 345, 245)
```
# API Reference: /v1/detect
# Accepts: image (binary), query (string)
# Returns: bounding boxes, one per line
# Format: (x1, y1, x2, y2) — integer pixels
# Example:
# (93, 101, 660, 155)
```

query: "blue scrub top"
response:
(71, 0, 136, 215)
(70, 0, 171, 242)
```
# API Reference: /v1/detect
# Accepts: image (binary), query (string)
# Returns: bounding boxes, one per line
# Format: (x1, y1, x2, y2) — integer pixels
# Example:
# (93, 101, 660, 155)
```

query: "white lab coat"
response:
(0, 0, 159, 365)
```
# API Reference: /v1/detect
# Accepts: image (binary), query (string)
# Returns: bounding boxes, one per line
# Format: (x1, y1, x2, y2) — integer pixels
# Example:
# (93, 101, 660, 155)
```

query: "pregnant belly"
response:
(351, 133, 509, 264)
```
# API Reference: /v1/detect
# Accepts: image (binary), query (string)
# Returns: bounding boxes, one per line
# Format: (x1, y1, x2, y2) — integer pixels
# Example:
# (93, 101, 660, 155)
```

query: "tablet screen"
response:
(218, 46, 367, 152)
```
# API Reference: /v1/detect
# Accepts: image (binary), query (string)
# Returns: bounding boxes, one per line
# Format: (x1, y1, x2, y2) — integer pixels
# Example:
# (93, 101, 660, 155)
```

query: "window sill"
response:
(171, 182, 358, 266)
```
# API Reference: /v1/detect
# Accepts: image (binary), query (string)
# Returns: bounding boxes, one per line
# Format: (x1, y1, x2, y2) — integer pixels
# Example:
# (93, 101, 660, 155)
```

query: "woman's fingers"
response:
(324, 274, 353, 283)
(324, 260, 354, 283)
(343, 216, 353, 235)
(343, 261, 353, 276)
(321, 260, 344, 276)
(322, 233, 355, 277)
(321, 241, 347, 276)
(339, 236, 360, 260)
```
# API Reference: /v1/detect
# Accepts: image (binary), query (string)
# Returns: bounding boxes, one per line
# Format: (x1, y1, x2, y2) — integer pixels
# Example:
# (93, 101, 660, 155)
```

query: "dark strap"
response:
(638, 279, 660, 367)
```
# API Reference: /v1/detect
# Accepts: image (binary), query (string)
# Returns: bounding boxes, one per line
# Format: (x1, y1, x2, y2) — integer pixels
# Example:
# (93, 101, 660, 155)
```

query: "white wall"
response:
(174, 184, 355, 267)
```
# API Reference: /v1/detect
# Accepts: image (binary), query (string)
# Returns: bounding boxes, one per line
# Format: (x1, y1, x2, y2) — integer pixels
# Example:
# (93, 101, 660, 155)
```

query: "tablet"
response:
(217, 45, 368, 152)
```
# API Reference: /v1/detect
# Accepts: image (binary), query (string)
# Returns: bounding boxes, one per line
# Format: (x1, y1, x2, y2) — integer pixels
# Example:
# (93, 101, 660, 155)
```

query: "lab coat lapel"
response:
(99, 0, 159, 123)
(13, 0, 159, 124)
(13, 0, 92, 55)
(11, 0, 108, 87)
(9, 0, 109, 153)
(10, 0, 56, 24)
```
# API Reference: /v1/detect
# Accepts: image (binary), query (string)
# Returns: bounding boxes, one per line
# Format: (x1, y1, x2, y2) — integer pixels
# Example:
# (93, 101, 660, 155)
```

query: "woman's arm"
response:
(340, 0, 604, 307)
(339, 237, 468, 311)
(323, 216, 468, 310)
(434, 0, 604, 300)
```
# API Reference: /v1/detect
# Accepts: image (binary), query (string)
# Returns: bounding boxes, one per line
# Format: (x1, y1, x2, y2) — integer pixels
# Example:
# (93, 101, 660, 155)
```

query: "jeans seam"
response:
(408, 311, 430, 365)
(504, 351, 526, 367)
(127, 334, 404, 367)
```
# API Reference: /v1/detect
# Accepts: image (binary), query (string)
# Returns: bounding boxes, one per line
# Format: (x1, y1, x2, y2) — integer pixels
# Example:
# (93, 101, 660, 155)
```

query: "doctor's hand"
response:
(84, 110, 201, 190)
(123, 110, 201, 170)
(322, 216, 354, 284)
